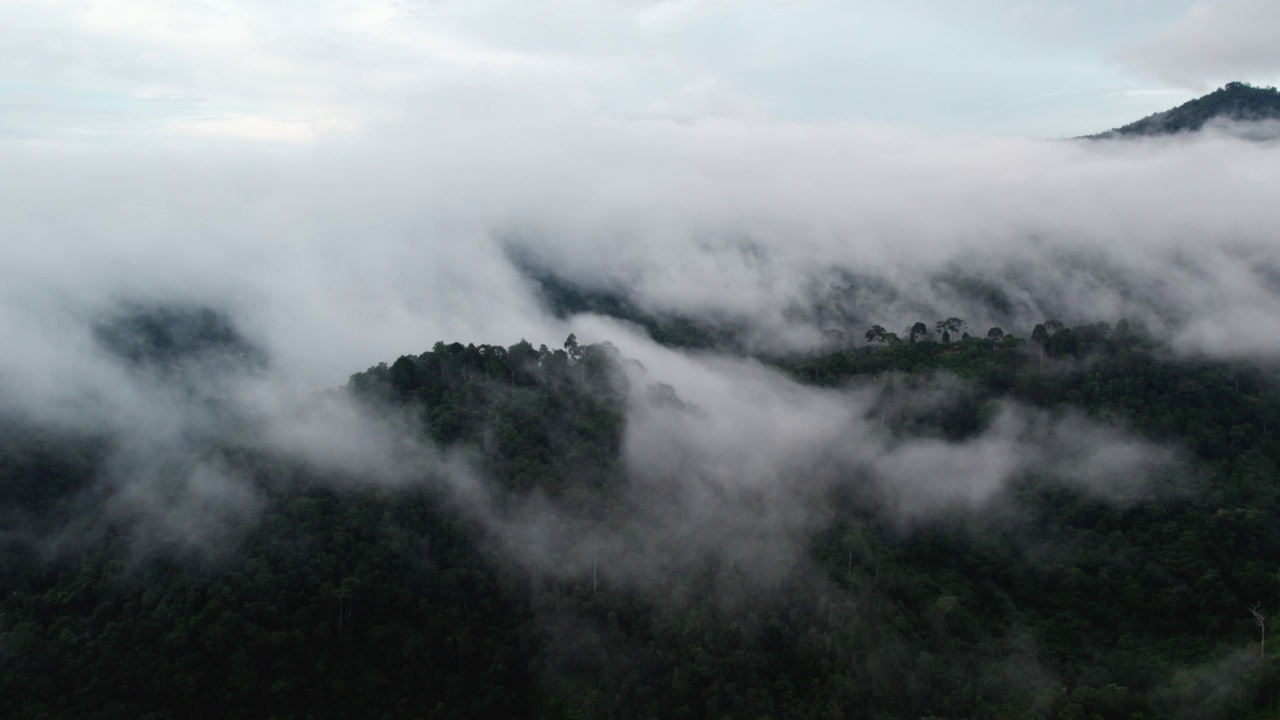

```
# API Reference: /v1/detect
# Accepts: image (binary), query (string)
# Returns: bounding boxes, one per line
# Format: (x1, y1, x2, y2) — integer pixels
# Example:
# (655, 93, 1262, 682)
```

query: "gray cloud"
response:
(0, 109, 1263, 574)
(485, 121, 1280, 358)
(1120, 0, 1280, 88)
(444, 326, 1181, 592)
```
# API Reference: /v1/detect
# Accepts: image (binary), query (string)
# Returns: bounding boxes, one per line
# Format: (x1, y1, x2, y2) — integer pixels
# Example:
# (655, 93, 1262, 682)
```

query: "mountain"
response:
(8, 323, 1280, 719)
(1088, 81, 1280, 138)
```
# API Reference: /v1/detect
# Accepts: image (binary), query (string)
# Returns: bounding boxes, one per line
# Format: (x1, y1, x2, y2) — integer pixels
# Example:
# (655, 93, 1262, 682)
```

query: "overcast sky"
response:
(3, 0, 1279, 140)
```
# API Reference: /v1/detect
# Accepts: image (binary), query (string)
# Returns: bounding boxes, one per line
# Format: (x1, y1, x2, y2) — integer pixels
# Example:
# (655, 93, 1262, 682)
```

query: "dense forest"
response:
(4, 306, 1280, 720)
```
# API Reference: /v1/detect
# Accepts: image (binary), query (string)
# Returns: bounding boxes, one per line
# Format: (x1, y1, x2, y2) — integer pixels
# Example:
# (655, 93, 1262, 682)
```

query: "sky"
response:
(2, 0, 1279, 140)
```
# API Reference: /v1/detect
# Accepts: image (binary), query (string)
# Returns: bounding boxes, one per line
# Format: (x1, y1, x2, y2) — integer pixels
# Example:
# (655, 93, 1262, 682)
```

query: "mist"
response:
(7, 0, 1280, 713)
(7, 118, 1280, 389)
(1, 114, 1271, 566)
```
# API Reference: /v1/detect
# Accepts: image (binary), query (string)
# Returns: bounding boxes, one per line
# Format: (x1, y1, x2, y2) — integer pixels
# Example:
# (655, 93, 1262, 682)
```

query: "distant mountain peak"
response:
(1087, 81, 1280, 139)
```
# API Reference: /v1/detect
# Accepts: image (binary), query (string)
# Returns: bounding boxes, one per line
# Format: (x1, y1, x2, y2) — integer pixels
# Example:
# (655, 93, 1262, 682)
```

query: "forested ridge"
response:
(4, 315, 1280, 719)
(1086, 82, 1280, 138)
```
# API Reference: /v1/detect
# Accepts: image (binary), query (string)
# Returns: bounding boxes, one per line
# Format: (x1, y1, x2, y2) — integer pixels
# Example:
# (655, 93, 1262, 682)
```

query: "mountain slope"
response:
(1089, 82, 1280, 138)
(7, 326, 1280, 718)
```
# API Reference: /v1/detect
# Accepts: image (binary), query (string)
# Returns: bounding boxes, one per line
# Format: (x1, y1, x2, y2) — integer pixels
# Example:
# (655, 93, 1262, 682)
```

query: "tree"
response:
(389, 355, 418, 398)
(865, 325, 889, 344)
(936, 317, 965, 340)
(909, 322, 929, 343)
(564, 333, 583, 361)
(986, 327, 1005, 340)
(1250, 604, 1266, 658)
(1031, 324, 1049, 345)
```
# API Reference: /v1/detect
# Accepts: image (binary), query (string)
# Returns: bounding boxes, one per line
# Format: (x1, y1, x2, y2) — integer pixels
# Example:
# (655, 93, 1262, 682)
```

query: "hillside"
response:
(5, 320, 1280, 719)
(1089, 82, 1280, 138)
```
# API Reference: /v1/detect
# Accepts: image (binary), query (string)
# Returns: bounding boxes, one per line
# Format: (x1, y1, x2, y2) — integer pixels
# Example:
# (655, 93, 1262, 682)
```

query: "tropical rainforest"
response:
(4, 86, 1280, 720)
(4, 302, 1280, 720)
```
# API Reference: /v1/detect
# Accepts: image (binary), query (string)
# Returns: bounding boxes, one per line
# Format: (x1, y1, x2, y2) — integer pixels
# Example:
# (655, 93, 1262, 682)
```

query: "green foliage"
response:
(5, 323, 1280, 719)
(0, 478, 534, 720)
(347, 338, 626, 493)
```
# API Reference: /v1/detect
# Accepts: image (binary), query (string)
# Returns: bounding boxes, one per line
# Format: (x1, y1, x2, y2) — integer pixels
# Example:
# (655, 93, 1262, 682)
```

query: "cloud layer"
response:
(0, 91, 1273, 581)
(1121, 0, 1280, 88)
(0, 0, 1239, 138)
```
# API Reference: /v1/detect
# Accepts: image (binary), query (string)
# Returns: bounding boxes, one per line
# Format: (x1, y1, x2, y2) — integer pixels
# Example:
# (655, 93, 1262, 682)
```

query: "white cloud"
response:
(3, 0, 1274, 608)
(637, 0, 708, 30)
(168, 113, 327, 142)
(0, 0, 589, 142)
(76, 0, 257, 48)
(1, 0, 1224, 139)
(1121, 0, 1280, 88)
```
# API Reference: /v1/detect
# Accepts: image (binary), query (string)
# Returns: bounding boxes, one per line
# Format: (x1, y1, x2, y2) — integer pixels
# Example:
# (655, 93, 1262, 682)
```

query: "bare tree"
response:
(1250, 603, 1267, 658)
